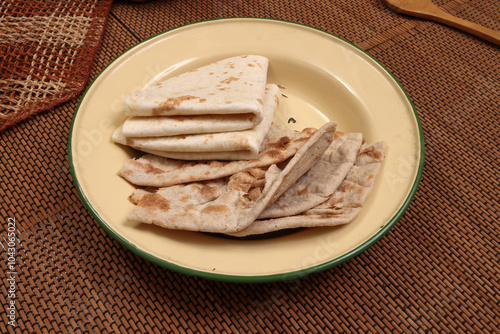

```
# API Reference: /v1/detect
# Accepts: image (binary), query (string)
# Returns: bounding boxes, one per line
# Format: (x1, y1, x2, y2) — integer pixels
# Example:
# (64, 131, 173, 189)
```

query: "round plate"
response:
(69, 18, 424, 283)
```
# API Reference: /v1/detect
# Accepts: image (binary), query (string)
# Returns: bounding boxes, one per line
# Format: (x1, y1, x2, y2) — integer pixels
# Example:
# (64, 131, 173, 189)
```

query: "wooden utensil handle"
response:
(426, 4, 500, 46)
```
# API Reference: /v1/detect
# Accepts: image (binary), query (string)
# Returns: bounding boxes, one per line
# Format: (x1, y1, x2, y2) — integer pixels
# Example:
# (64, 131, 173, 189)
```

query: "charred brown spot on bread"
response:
(220, 76, 239, 84)
(143, 163, 164, 175)
(360, 146, 383, 160)
(265, 150, 283, 159)
(129, 160, 142, 167)
(257, 98, 263, 105)
(200, 185, 221, 201)
(201, 204, 230, 214)
(139, 194, 170, 211)
(152, 95, 199, 114)
(338, 182, 356, 193)
(125, 138, 135, 146)
(297, 187, 308, 195)
(268, 136, 291, 150)
(199, 98, 206, 103)
(254, 60, 263, 69)
(179, 194, 192, 202)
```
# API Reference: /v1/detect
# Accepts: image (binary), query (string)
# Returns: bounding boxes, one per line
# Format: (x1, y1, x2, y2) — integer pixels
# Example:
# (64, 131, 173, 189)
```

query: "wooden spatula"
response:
(382, 0, 500, 46)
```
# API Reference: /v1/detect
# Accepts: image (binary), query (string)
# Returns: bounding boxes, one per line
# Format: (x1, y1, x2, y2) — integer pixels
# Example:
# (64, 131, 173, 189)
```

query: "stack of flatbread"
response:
(118, 122, 386, 236)
(112, 55, 281, 160)
(113, 55, 386, 236)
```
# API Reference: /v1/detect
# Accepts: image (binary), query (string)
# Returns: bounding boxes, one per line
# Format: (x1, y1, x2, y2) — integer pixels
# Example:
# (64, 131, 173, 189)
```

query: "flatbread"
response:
(121, 113, 259, 138)
(126, 122, 337, 233)
(123, 55, 268, 119)
(227, 141, 386, 237)
(259, 132, 363, 219)
(118, 123, 316, 187)
(113, 84, 280, 160)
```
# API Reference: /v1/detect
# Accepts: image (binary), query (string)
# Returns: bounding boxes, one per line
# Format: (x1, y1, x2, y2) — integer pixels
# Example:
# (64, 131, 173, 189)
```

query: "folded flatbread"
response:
(123, 55, 268, 121)
(227, 141, 386, 237)
(126, 122, 337, 233)
(259, 132, 363, 219)
(120, 113, 260, 137)
(118, 123, 316, 187)
(113, 84, 280, 160)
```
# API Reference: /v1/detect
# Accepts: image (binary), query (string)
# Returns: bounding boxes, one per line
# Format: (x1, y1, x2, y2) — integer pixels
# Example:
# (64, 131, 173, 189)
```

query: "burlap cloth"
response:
(1, 0, 498, 333)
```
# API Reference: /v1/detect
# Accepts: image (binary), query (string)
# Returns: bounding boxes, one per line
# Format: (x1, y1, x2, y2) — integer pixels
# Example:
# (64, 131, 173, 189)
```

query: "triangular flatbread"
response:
(227, 141, 386, 236)
(126, 122, 337, 233)
(118, 123, 316, 187)
(113, 84, 280, 160)
(122, 55, 269, 121)
(259, 132, 363, 219)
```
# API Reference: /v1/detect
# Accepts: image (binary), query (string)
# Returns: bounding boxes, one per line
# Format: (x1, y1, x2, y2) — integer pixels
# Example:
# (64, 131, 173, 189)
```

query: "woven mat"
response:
(1, 0, 499, 333)
(0, 0, 113, 132)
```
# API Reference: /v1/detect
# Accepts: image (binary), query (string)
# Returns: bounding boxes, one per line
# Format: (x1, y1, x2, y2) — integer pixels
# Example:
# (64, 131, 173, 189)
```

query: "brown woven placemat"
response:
(0, 0, 113, 132)
(1, 0, 499, 333)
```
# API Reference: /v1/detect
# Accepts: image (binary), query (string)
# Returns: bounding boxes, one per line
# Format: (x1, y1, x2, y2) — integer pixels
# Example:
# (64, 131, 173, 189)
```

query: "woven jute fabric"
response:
(1, 0, 499, 333)
(0, 0, 113, 132)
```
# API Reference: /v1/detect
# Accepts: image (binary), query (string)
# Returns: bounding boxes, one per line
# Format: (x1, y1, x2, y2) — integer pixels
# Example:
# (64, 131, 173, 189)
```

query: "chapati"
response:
(126, 122, 337, 233)
(118, 123, 316, 187)
(227, 141, 386, 236)
(113, 84, 281, 160)
(123, 55, 269, 120)
(259, 132, 363, 218)
(121, 113, 259, 137)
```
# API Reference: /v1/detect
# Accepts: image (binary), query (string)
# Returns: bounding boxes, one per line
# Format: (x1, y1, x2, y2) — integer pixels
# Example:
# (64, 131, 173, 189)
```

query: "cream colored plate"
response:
(69, 18, 423, 282)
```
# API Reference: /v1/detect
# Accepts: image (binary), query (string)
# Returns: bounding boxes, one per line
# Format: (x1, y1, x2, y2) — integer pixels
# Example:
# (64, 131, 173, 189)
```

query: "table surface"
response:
(1, 0, 499, 333)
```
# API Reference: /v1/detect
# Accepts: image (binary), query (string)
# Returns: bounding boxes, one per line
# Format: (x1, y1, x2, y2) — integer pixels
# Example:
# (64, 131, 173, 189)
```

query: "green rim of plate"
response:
(68, 17, 425, 283)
